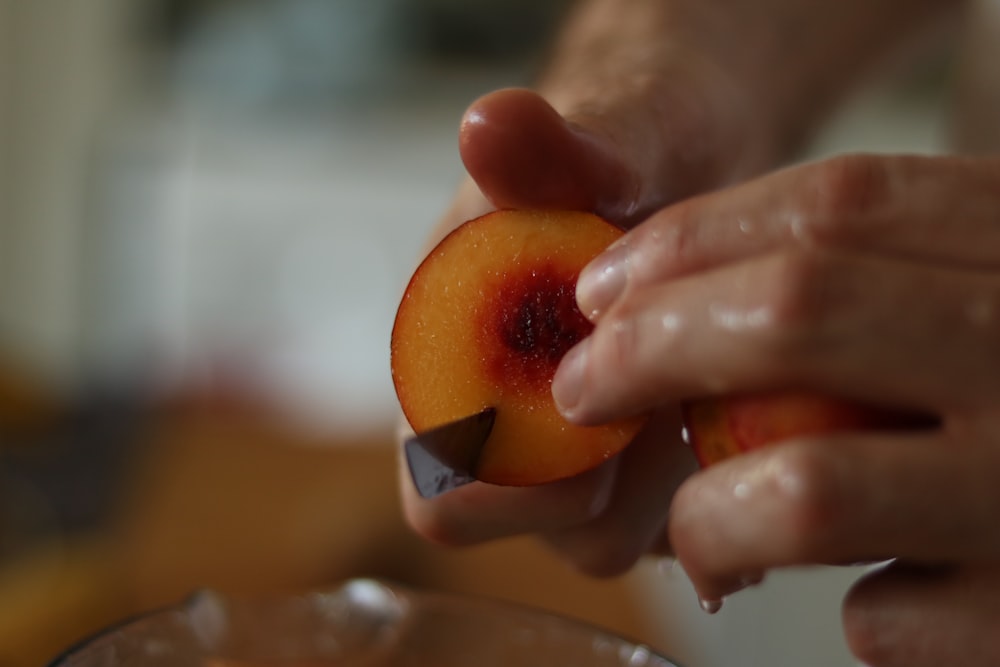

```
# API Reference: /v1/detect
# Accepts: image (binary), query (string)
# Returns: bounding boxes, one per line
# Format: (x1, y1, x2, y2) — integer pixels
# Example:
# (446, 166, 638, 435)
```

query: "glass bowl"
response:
(50, 578, 682, 666)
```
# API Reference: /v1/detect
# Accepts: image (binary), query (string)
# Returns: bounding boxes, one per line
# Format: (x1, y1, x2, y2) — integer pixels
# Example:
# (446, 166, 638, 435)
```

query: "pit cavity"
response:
(481, 265, 592, 390)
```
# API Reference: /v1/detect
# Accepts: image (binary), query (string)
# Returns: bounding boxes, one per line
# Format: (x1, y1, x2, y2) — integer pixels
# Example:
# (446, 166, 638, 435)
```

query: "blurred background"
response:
(1, 0, 997, 665)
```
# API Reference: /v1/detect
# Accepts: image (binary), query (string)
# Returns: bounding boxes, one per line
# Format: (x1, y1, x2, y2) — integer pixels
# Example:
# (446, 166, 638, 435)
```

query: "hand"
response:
(399, 0, 785, 576)
(551, 153, 1000, 665)
(424, 0, 956, 245)
(401, 0, 957, 576)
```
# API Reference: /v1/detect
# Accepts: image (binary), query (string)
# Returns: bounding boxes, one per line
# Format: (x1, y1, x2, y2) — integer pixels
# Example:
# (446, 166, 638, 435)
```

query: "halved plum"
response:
(392, 209, 644, 487)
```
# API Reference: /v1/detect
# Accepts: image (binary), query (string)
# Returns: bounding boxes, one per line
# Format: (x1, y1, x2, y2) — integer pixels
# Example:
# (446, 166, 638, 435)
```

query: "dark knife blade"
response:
(404, 407, 496, 499)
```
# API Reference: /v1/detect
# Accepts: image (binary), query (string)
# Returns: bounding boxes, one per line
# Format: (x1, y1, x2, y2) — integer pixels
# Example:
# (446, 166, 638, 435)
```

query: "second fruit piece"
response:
(683, 391, 929, 467)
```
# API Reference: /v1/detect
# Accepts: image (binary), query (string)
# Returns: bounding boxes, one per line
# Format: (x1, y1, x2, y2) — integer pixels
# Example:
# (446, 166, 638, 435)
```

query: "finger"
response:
(399, 446, 619, 546)
(540, 408, 698, 576)
(428, 77, 716, 263)
(459, 80, 748, 227)
(459, 88, 637, 222)
(843, 562, 1000, 667)
(668, 432, 1000, 602)
(575, 154, 1000, 319)
(553, 250, 1000, 424)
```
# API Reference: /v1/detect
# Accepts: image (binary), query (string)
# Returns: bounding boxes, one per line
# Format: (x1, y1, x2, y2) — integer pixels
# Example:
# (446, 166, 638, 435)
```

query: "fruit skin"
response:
(683, 390, 930, 467)
(391, 209, 644, 487)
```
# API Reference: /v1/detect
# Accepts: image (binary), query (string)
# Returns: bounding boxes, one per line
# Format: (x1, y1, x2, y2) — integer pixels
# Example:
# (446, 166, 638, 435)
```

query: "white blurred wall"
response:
(1, 3, 10, 294)
(0, 0, 136, 386)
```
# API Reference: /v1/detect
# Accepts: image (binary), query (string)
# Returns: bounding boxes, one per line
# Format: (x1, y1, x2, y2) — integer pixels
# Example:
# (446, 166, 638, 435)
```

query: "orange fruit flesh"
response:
(392, 209, 643, 486)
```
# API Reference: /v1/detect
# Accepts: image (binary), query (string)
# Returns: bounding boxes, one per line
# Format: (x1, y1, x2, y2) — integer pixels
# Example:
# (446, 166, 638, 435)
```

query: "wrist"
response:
(532, 0, 796, 209)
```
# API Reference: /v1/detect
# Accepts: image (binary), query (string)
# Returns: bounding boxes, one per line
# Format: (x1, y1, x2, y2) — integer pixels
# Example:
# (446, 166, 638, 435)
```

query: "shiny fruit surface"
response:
(683, 390, 929, 467)
(392, 209, 644, 486)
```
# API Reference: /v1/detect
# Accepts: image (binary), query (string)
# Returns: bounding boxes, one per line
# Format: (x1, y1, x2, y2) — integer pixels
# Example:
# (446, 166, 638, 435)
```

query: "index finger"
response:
(577, 154, 1000, 319)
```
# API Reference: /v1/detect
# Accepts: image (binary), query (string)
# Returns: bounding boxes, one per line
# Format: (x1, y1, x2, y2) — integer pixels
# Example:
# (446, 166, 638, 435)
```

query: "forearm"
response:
(539, 0, 964, 172)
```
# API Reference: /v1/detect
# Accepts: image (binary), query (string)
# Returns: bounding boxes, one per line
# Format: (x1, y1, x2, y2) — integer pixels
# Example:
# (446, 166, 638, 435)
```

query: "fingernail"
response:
(699, 597, 724, 614)
(576, 242, 629, 319)
(552, 338, 590, 416)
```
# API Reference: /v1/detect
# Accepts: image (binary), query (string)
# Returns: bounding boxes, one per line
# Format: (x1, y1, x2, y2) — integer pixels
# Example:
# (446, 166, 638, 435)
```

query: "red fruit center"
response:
(482, 265, 592, 391)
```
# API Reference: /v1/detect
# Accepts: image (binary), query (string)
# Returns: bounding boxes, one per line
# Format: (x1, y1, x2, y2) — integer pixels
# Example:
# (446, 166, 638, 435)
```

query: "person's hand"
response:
(401, 0, 957, 575)
(550, 153, 1000, 666)
(399, 0, 800, 576)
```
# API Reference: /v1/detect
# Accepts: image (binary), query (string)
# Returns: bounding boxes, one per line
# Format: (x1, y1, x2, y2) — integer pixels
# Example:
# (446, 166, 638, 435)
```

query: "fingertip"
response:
(460, 88, 550, 134)
(458, 88, 634, 219)
(459, 88, 557, 177)
(459, 88, 587, 211)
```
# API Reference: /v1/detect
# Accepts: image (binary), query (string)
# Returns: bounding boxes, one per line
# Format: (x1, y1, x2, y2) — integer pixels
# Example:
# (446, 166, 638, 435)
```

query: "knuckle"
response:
(642, 204, 698, 269)
(795, 154, 889, 244)
(595, 291, 686, 403)
(592, 305, 642, 375)
(765, 444, 849, 558)
(753, 252, 836, 357)
(767, 252, 827, 323)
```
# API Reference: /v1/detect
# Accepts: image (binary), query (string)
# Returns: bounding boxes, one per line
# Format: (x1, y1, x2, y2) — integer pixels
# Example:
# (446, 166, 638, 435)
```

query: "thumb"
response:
(459, 83, 749, 227)
(459, 88, 634, 222)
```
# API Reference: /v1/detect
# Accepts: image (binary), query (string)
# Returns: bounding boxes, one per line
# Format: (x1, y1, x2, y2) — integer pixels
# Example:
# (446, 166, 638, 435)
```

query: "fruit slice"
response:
(683, 390, 932, 467)
(392, 209, 644, 487)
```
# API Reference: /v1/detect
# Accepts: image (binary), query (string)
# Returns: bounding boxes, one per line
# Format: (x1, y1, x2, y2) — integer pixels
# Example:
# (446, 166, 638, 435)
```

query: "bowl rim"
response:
(48, 578, 682, 667)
